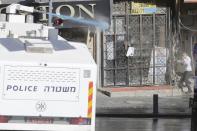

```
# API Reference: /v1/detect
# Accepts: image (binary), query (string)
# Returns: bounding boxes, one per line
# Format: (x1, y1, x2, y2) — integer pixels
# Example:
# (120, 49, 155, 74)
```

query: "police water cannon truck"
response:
(0, 4, 97, 131)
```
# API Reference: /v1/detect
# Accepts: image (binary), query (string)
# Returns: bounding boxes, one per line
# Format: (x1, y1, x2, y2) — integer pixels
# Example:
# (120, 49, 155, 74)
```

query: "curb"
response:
(96, 113, 191, 118)
(98, 86, 188, 97)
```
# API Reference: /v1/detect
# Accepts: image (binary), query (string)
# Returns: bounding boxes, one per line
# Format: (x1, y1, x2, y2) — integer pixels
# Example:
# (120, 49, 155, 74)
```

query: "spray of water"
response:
(47, 13, 109, 30)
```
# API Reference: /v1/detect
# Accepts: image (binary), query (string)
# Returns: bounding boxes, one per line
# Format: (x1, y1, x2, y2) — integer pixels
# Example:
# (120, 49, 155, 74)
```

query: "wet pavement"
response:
(96, 90, 192, 131)
(96, 117, 190, 131)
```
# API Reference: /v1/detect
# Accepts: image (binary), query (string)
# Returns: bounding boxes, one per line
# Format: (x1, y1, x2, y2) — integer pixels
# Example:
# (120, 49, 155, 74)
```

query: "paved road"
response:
(96, 117, 190, 131)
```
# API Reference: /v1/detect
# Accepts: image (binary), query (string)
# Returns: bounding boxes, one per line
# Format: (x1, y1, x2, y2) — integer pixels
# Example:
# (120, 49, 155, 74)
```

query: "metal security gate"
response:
(102, 12, 170, 87)
(128, 14, 168, 86)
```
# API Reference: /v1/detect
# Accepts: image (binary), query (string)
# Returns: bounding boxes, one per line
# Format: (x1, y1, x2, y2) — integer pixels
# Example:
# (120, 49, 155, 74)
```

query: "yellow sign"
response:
(184, 0, 197, 3)
(131, 2, 157, 14)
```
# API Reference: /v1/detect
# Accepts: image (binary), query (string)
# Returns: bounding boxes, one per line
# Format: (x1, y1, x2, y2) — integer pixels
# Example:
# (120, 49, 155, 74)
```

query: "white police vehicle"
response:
(0, 4, 97, 131)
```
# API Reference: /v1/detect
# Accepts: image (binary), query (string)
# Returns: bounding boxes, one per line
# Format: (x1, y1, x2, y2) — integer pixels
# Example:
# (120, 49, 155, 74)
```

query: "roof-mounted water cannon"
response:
(6, 4, 34, 14)
(5, 4, 35, 23)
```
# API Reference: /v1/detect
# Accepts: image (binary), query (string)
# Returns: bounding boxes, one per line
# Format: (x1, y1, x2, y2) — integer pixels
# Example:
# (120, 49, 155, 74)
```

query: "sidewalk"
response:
(97, 85, 184, 97)
(96, 87, 192, 115)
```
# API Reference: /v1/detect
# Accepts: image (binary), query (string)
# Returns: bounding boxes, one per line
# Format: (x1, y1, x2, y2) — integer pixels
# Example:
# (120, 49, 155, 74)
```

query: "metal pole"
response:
(96, 28, 102, 89)
(139, 15, 142, 85)
(113, 16, 116, 86)
(48, 0, 53, 26)
(153, 13, 156, 84)
(153, 94, 158, 116)
(126, 2, 130, 86)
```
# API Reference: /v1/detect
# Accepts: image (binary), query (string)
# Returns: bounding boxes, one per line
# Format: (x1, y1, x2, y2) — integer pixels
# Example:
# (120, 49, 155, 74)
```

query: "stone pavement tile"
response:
(96, 90, 192, 114)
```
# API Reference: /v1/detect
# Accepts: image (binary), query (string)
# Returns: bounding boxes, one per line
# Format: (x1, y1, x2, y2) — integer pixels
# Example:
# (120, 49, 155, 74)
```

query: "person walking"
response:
(178, 52, 193, 93)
